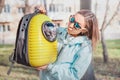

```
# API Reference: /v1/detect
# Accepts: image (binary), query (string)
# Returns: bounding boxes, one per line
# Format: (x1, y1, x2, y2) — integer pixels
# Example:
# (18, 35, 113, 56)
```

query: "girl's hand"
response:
(35, 5, 46, 14)
(35, 65, 48, 70)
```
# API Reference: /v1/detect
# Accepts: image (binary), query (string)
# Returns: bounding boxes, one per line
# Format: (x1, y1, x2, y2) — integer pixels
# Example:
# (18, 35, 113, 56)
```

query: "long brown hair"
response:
(77, 10, 99, 50)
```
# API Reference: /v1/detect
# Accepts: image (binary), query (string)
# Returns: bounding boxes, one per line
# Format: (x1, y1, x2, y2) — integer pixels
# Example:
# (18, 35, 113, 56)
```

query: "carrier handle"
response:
(34, 8, 46, 15)
(34, 8, 41, 14)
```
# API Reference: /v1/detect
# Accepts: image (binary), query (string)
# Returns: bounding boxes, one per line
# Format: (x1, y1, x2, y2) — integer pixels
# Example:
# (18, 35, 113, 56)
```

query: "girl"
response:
(36, 6, 99, 80)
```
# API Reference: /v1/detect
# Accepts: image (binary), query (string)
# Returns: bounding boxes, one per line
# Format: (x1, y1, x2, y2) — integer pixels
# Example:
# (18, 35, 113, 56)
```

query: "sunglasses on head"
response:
(69, 16, 81, 29)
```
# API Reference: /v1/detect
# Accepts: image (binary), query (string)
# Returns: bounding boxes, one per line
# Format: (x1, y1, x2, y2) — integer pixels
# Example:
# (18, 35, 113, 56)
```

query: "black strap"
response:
(57, 32, 68, 57)
(7, 51, 15, 75)
(7, 61, 15, 75)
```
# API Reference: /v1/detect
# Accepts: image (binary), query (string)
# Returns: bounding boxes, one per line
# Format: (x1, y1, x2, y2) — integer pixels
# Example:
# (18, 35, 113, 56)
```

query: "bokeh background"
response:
(0, 0, 120, 80)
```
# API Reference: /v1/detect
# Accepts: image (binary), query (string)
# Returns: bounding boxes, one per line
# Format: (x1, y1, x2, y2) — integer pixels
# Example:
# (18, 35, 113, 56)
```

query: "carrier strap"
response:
(7, 61, 15, 75)
(7, 51, 15, 75)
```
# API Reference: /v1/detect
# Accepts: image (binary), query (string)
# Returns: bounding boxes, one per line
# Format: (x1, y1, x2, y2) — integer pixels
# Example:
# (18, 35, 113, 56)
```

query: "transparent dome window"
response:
(42, 21, 57, 42)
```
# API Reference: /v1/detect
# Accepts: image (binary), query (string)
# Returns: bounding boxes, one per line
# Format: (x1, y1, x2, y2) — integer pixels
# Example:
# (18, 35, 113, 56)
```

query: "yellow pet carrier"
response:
(28, 14, 57, 67)
(7, 10, 57, 75)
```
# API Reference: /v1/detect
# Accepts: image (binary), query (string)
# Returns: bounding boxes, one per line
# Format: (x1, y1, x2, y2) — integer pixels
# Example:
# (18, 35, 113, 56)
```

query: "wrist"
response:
(47, 63, 54, 71)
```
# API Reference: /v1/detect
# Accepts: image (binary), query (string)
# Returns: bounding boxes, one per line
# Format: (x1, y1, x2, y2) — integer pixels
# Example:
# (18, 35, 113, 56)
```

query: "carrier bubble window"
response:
(42, 21, 57, 42)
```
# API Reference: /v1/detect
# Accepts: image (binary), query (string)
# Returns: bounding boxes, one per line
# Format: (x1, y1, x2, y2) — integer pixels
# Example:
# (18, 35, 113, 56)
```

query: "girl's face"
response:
(67, 13, 86, 37)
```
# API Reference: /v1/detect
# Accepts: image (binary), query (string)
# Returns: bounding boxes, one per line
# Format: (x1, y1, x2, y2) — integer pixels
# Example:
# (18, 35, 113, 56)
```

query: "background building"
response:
(0, 0, 119, 44)
(0, 0, 25, 44)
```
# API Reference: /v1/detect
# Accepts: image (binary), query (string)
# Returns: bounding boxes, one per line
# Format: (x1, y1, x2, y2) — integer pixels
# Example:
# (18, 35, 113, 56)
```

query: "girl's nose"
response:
(69, 23, 74, 28)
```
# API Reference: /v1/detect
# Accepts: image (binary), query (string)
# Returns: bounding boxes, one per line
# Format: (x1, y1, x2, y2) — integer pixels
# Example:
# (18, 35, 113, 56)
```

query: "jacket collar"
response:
(63, 33, 89, 46)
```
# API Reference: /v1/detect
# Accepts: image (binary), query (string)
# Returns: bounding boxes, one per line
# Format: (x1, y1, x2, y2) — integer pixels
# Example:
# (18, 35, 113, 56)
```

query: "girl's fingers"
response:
(35, 65, 48, 70)
(35, 5, 46, 14)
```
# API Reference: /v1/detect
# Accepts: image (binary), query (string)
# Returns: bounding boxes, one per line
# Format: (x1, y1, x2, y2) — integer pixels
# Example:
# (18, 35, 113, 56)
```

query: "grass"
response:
(94, 39, 120, 80)
(94, 40, 120, 58)
(0, 39, 120, 80)
(0, 66, 39, 80)
(0, 44, 39, 80)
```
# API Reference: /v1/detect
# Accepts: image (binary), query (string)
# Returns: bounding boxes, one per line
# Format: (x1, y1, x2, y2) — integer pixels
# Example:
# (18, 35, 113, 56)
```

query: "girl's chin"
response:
(68, 32, 78, 37)
(67, 29, 74, 34)
(68, 27, 73, 31)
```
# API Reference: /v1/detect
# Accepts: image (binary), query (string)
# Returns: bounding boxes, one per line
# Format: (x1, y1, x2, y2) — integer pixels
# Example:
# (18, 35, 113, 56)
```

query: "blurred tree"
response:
(0, 0, 5, 13)
(24, 0, 31, 14)
(23, 0, 47, 14)
(43, 0, 47, 14)
(80, 0, 91, 10)
(95, 0, 120, 63)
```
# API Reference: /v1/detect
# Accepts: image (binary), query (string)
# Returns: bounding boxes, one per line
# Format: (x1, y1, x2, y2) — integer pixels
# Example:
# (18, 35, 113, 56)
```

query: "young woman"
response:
(36, 6, 99, 80)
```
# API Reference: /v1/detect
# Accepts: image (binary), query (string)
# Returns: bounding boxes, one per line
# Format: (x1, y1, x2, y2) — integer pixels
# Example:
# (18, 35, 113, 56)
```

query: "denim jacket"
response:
(39, 27, 92, 80)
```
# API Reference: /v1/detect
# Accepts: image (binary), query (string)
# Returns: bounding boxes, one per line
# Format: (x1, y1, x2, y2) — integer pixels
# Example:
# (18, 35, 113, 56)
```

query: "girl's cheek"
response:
(67, 22, 70, 27)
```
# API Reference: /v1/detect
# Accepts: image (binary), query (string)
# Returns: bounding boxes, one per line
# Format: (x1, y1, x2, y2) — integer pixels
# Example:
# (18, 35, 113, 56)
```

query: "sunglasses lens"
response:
(70, 16, 81, 29)
(70, 17, 75, 23)
(74, 23, 81, 28)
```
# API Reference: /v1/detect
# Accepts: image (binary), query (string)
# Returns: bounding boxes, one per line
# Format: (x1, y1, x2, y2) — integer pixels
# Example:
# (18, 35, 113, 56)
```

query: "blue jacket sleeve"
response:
(47, 44, 92, 80)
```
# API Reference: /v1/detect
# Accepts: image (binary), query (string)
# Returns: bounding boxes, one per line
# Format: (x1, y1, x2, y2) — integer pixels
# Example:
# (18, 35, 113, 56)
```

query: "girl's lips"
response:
(68, 27, 73, 31)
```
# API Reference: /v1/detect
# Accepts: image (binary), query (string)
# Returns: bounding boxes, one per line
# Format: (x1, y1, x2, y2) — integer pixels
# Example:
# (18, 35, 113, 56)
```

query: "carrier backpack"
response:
(7, 9, 57, 75)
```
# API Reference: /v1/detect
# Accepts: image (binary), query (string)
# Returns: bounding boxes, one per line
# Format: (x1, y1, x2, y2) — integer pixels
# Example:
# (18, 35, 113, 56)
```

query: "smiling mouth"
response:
(68, 27, 73, 31)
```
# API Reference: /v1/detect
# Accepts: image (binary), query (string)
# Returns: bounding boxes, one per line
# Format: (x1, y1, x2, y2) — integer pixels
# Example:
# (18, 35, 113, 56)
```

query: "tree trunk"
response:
(80, 0, 91, 10)
(101, 30, 109, 63)
(24, 0, 31, 14)
(43, 0, 47, 15)
(0, 0, 5, 13)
